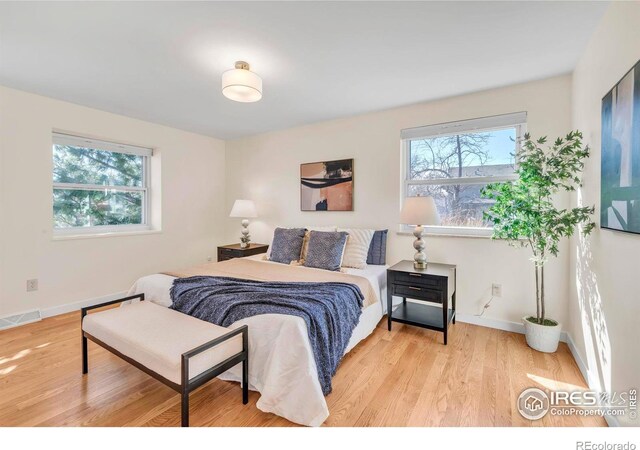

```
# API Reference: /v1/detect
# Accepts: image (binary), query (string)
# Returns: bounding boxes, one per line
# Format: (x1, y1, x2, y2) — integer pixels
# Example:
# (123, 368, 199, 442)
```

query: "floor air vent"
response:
(0, 309, 42, 331)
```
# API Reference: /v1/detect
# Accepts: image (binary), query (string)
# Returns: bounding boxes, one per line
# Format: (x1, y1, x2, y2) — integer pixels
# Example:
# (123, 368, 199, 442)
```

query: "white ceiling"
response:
(0, 1, 608, 140)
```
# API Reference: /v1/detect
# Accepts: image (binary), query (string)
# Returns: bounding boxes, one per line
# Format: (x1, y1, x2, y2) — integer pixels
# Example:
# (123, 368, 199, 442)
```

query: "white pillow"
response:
(300, 226, 338, 261)
(338, 228, 375, 269)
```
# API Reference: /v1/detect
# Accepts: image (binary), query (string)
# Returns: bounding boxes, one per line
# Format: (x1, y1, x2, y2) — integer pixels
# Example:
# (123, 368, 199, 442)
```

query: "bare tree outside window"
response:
(407, 128, 518, 228)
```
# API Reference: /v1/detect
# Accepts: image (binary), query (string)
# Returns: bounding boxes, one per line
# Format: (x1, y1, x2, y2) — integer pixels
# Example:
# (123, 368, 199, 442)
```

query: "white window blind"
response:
(52, 133, 153, 157)
(401, 112, 527, 140)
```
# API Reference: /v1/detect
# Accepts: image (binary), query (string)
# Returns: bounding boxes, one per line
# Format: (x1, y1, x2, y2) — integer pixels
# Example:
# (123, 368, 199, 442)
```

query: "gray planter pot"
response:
(523, 316, 561, 353)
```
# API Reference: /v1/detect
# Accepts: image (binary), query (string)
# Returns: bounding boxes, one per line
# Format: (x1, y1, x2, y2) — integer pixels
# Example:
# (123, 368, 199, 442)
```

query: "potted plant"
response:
(481, 131, 595, 353)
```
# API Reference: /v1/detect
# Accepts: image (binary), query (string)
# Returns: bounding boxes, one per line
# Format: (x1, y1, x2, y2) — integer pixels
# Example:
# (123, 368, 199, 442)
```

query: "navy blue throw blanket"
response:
(169, 276, 364, 395)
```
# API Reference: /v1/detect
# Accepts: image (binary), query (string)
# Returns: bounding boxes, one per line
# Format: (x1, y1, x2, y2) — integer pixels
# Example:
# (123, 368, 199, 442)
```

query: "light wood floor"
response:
(0, 311, 605, 427)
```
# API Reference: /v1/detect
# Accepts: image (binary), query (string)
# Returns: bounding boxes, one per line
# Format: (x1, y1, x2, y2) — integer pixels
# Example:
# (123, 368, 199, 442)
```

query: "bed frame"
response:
(81, 294, 249, 427)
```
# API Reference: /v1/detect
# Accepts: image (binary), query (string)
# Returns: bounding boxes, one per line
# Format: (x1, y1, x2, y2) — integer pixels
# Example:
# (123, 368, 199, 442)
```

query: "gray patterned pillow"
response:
(269, 227, 307, 264)
(303, 231, 349, 271)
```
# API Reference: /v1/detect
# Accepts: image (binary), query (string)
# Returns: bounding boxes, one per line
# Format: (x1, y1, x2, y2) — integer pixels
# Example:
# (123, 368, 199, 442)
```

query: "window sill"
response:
(52, 229, 162, 241)
(396, 231, 492, 239)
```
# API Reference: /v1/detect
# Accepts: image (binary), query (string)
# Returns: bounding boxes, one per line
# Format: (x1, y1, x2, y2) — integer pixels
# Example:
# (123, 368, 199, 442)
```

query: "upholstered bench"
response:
(81, 294, 248, 427)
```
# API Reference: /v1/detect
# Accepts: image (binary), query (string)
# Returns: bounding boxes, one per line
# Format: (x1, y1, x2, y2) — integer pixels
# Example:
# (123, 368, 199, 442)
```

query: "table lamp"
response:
(400, 196, 440, 269)
(230, 199, 258, 248)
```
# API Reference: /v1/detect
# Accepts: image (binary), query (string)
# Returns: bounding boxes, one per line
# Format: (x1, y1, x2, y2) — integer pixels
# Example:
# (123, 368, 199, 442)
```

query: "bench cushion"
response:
(82, 301, 243, 385)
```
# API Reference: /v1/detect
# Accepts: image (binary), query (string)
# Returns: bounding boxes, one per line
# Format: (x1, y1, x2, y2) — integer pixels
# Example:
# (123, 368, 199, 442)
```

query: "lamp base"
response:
(240, 219, 251, 248)
(413, 260, 427, 270)
(412, 224, 427, 270)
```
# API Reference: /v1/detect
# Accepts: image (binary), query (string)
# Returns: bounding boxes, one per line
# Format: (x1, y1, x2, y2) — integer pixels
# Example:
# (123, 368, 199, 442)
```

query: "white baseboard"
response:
(41, 290, 128, 318)
(455, 313, 569, 343)
(603, 412, 621, 427)
(564, 332, 593, 388)
(564, 333, 620, 428)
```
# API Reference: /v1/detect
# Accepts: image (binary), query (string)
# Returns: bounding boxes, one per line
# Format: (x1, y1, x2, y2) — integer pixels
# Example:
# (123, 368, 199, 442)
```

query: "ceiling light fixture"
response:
(221, 61, 262, 103)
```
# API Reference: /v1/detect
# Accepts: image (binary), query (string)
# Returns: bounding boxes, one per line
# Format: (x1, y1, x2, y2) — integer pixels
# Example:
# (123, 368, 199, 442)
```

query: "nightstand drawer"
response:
(392, 284, 443, 303)
(217, 249, 240, 260)
(217, 244, 269, 262)
(393, 271, 442, 289)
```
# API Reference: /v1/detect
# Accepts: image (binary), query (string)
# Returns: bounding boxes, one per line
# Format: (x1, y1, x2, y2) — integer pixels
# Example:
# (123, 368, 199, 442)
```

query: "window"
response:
(52, 133, 152, 235)
(402, 112, 526, 236)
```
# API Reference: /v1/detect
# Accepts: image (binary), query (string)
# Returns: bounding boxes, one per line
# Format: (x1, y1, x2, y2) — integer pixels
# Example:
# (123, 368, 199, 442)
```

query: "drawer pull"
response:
(408, 286, 422, 291)
(409, 273, 422, 277)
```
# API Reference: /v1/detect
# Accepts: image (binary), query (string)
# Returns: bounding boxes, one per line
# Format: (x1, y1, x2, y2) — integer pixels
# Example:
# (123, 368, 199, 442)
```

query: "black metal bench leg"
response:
(82, 334, 88, 374)
(181, 390, 189, 427)
(242, 327, 249, 404)
(242, 357, 249, 404)
(181, 352, 190, 427)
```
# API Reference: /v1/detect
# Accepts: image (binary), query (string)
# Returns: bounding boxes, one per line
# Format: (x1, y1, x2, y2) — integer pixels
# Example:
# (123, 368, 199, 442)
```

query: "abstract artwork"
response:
(601, 59, 640, 234)
(300, 159, 353, 211)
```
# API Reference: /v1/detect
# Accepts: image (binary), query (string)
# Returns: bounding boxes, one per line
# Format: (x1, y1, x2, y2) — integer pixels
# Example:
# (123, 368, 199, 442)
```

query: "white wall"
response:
(225, 75, 573, 326)
(0, 86, 226, 317)
(570, 2, 640, 426)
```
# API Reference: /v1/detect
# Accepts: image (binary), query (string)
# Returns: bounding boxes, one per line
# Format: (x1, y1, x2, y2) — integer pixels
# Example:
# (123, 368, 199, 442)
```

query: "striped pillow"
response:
(338, 228, 375, 269)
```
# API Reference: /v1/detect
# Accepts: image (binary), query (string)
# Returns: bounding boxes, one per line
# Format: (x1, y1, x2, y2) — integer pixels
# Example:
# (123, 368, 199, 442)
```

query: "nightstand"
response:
(217, 243, 268, 262)
(387, 260, 456, 345)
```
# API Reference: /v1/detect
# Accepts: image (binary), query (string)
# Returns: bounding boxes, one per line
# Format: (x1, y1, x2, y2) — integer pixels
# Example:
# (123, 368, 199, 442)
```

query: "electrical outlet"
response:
(206, 256, 212, 262)
(26, 279, 38, 292)
(492, 283, 502, 298)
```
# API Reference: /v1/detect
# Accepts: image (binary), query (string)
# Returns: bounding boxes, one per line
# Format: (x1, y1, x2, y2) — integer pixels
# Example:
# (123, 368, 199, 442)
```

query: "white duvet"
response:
(126, 256, 387, 426)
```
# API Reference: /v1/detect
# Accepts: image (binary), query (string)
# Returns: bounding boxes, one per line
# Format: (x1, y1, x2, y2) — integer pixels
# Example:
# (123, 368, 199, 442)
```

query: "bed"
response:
(126, 254, 388, 426)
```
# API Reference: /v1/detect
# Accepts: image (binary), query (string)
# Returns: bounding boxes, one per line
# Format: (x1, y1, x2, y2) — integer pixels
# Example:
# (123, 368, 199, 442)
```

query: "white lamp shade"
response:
(229, 199, 258, 218)
(400, 196, 440, 226)
(222, 67, 262, 103)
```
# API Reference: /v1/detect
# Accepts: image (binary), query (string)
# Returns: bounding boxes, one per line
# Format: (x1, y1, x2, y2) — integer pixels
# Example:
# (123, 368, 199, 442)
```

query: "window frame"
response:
(401, 113, 527, 237)
(52, 132, 153, 236)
